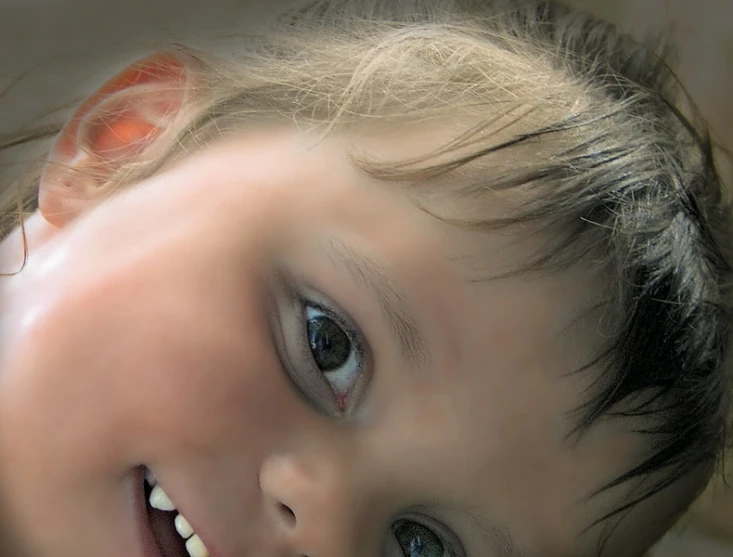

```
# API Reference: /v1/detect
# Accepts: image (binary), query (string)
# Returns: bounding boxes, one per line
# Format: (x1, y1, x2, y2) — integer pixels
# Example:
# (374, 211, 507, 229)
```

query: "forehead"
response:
(205, 127, 612, 398)
(173, 128, 612, 395)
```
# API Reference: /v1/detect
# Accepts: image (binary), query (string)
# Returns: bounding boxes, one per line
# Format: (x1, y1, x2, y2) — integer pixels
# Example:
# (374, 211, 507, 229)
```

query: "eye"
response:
(305, 303, 364, 404)
(269, 274, 371, 416)
(391, 520, 447, 557)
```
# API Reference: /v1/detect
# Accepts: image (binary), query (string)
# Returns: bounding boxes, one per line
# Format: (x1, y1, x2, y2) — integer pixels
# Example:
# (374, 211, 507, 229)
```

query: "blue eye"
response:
(305, 304, 364, 404)
(392, 520, 445, 557)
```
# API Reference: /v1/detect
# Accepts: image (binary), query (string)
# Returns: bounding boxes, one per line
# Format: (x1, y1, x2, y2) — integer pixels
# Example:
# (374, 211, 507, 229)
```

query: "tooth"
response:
(185, 534, 210, 557)
(145, 469, 157, 486)
(149, 485, 176, 511)
(175, 514, 194, 539)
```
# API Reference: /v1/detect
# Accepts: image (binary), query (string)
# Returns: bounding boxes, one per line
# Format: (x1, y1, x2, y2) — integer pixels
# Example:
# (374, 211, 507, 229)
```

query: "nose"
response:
(259, 453, 363, 557)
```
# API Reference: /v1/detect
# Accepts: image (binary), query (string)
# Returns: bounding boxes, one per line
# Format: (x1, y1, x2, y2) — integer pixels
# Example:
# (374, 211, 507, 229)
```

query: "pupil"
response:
(307, 315, 350, 371)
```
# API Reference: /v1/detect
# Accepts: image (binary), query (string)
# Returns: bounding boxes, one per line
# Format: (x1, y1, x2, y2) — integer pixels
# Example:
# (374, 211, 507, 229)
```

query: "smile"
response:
(141, 468, 211, 557)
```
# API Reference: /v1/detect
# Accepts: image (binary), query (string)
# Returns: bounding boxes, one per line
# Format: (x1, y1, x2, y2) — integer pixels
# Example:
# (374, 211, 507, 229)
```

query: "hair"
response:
(1, 0, 731, 552)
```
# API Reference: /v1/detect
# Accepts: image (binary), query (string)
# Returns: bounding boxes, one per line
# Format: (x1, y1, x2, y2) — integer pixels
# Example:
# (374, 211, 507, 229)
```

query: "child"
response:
(0, 1, 730, 556)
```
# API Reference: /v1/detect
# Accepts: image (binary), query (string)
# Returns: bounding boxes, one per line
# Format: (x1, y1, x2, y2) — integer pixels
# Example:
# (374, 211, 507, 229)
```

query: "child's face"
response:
(0, 129, 643, 557)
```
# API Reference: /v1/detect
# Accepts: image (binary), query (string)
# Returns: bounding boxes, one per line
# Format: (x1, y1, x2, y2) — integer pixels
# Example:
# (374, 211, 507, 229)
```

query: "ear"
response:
(39, 50, 197, 227)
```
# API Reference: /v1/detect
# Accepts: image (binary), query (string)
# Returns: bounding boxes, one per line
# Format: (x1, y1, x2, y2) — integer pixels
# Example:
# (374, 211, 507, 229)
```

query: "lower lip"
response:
(134, 467, 165, 557)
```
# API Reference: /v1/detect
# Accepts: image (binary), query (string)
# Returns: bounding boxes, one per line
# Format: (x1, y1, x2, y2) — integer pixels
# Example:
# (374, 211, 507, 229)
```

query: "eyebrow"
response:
(320, 238, 430, 370)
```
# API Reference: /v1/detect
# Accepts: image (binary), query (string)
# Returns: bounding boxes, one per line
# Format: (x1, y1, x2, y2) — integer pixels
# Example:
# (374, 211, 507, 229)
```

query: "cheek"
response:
(0, 238, 301, 475)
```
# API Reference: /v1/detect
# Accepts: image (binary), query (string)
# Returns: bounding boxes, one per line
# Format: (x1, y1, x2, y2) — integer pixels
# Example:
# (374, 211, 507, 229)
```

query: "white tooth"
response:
(149, 485, 176, 511)
(175, 513, 194, 539)
(145, 469, 157, 486)
(185, 534, 210, 557)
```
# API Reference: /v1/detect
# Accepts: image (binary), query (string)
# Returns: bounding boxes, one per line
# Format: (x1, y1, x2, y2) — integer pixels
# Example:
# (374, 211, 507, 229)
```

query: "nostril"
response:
(277, 503, 296, 527)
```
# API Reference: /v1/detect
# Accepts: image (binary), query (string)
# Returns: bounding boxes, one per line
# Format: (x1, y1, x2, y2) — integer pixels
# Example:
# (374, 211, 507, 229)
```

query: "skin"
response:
(0, 126, 649, 557)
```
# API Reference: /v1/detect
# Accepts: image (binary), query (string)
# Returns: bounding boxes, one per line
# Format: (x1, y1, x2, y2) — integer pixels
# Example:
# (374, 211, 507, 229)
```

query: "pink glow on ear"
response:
(53, 53, 187, 160)
(87, 113, 159, 156)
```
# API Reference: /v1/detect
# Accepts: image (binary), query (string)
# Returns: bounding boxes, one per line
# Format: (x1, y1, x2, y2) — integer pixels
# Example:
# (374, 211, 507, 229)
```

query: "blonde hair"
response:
(1, 0, 731, 551)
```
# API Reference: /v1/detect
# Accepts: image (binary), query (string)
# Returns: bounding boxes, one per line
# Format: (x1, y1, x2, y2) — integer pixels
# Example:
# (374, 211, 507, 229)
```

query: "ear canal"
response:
(39, 51, 194, 227)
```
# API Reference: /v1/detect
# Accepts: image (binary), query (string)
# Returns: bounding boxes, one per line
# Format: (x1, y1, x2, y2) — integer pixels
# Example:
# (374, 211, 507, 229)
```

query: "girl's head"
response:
(1, 1, 731, 556)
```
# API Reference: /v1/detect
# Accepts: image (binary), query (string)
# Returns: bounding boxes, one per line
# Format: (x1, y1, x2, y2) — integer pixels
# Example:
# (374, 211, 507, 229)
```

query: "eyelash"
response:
(273, 274, 370, 416)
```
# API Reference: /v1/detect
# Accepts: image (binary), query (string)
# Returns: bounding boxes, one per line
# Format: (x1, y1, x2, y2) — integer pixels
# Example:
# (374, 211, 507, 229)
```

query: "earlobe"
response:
(39, 51, 196, 227)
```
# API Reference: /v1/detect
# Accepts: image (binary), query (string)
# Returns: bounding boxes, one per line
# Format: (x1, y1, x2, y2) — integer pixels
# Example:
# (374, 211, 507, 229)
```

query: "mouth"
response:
(139, 467, 212, 557)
